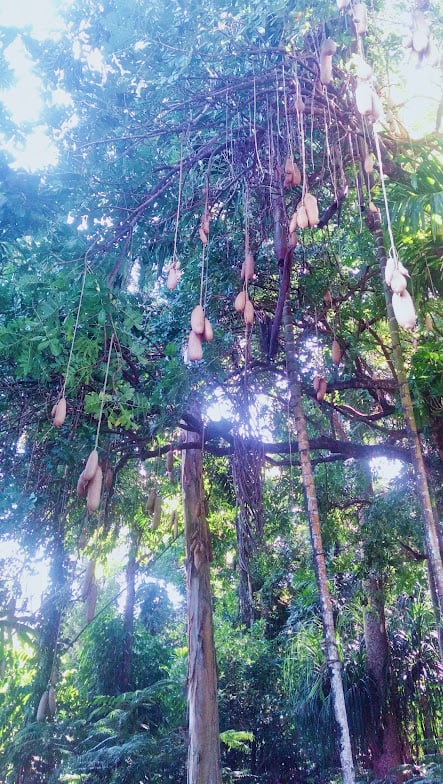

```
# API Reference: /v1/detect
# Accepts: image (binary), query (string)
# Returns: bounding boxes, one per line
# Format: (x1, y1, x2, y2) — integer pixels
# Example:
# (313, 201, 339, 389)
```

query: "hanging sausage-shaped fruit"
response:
(319, 38, 337, 85)
(52, 397, 67, 427)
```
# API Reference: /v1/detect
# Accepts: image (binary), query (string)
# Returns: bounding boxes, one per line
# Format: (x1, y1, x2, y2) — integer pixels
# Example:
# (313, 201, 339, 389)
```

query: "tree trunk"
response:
(120, 534, 139, 692)
(363, 576, 406, 780)
(17, 528, 67, 784)
(182, 411, 222, 784)
(369, 212, 443, 662)
(283, 298, 356, 784)
(232, 432, 264, 627)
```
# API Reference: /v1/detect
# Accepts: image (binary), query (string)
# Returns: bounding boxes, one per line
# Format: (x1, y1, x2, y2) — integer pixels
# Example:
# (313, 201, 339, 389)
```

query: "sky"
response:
(0, 0, 441, 170)
(0, 0, 71, 169)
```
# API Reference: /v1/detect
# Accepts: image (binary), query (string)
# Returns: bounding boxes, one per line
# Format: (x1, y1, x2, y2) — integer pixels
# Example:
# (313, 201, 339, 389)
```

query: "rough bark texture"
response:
(182, 415, 222, 784)
(369, 213, 443, 662)
(363, 576, 406, 780)
(283, 299, 356, 784)
(232, 433, 264, 627)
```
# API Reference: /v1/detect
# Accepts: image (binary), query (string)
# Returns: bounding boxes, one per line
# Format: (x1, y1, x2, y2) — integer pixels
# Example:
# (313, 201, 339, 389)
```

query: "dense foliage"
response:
(0, 0, 442, 782)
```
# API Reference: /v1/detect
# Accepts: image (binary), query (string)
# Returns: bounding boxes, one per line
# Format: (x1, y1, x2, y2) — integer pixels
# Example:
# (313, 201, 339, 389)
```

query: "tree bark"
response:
(363, 576, 406, 780)
(120, 533, 138, 692)
(182, 411, 222, 784)
(369, 212, 443, 663)
(283, 298, 356, 784)
(232, 432, 264, 627)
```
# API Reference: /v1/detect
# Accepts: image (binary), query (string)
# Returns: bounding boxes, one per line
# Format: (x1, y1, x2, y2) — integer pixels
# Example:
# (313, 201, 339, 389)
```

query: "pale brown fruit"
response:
(316, 378, 328, 401)
(169, 509, 177, 530)
(390, 271, 407, 294)
(321, 38, 337, 57)
(36, 690, 49, 722)
(187, 330, 203, 361)
(370, 90, 384, 122)
(353, 3, 368, 35)
(201, 213, 210, 234)
(146, 488, 157, 514)
(384, 255, 396, 286)
(234, 290, 247, 312)
(288, 231, 298, 249)
(284, 158, 301, 186)
(296, 205, 309, 229)
(425, 314, 433, 331)
(152, 495, 162, 530)
(313, 374, 322, 393)
(363, 154, 374, 174)
(190, 305, 205, 334)
(243, 299, 255, 325)
(53, 397, 67, 427)
(323, 289, 333, 308)
(242, 252, 255, 282)
(412, 28, 429, 54)
(289, 210, 298, 235)
(355, 81, 373, 116)
(320, 56, 333, 85)
(354, 56, 373, 80)
(166, 449, 174, 474)
(198, 226, 208, 245)
(392, 291, 416, 330)
(332, 339, 342, 365)
(166, 267, 179, 290)
(319, 39, 336, 86)
(81, 559, 96, 600)
(86, 465, 103, 513)
(76, 471, 89, 498)
(48, 685, 56, 716)
(86, 581, 97, 623)
(202, 317, 213, 342)
(304, 193, 319, 227)
(83, 449, 99, 482)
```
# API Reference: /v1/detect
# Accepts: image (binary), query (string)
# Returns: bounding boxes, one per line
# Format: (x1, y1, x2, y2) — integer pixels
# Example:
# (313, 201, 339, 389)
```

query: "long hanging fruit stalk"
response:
(283, 297, 356, 784)
(368, 209, 443, 663)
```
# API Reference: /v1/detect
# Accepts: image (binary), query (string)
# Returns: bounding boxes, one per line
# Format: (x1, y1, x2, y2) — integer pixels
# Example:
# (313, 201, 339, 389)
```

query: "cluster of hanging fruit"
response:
(76, 449, 109, 513)
(329, 3, 383, 123)
(187, 212, 214, 361)
(312, 336, 343, 402)
(384, 252, 416, 330)
(405, 9, 437, 64)
(36, 666, 58, 721)
(234, 249, 255, 326)
(146, 487, 162, 530)
(166, 259, 182, 290)
(289, 191, 319, 232)
(187, 304, 213, 361)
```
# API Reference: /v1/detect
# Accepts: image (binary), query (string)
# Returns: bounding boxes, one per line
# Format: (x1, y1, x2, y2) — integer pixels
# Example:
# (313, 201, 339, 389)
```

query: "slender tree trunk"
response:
(283, 298, 356, 784)
(363, 576, 406, 780)
(369, 212, 443, 662)
(17, 527, 67, 784)
(182, 411, 222, 784)
(120, 534, 138, 692)
(232, 432, 264, 627)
